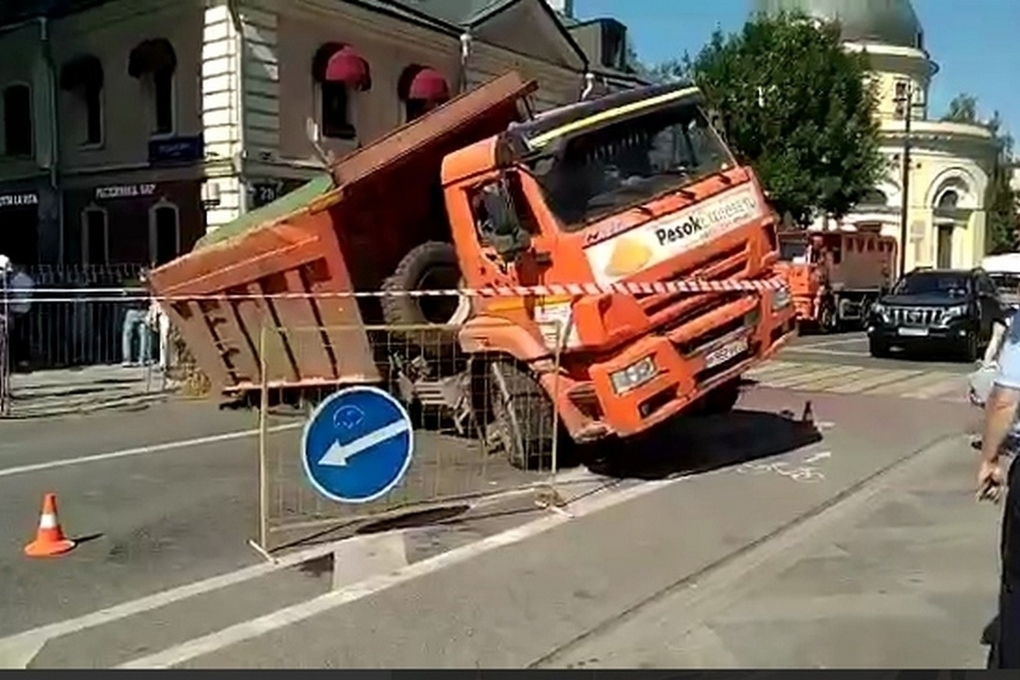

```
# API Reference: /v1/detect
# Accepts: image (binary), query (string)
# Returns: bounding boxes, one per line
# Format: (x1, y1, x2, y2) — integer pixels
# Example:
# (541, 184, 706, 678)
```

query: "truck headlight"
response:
(610, 356, 658, 394)
(771, 288, 791, 311)
(871, 302, 886, 317)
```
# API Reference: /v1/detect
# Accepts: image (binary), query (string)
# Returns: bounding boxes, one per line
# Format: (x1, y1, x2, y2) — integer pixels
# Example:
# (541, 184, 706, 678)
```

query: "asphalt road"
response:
(175, 390, 985, 669)
(0, 332, 994, 667)
(783, 330, 975, 374)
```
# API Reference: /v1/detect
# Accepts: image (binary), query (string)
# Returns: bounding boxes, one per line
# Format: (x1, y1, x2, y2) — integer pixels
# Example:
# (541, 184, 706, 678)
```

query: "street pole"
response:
(897, 82, 913, 278)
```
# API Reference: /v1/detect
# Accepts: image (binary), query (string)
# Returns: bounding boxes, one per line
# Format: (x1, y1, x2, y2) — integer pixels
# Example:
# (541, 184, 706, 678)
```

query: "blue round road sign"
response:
(301, 386, 415, 504)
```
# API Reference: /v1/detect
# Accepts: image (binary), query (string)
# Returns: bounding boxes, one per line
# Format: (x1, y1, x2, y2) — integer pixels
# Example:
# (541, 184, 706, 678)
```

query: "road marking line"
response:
(791, 335, 866, 349)
(785, 348, 872, 358)
(902, 375, 967, 400)
(0, 466, 600, 669)
(826, 369, 923, 394)
(865, 371, 958, 396)
(782, 368, 874, 392)
(742, 360, 801, 378)
(0, 424, 302, 480)
(115, 471, 706, 669)
(743, 361, 809, 382)
(763, 365, 860, 389)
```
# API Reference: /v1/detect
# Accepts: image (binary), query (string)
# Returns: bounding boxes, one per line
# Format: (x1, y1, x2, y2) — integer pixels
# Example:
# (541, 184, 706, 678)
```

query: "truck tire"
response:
(381, 241, 470, 359)
(819, 298, 838, 334)
(487, 359, 554, 471)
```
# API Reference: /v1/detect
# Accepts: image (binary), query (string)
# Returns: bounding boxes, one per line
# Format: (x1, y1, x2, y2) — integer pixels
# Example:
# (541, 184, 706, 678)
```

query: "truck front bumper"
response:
(561, 291, 796, 440)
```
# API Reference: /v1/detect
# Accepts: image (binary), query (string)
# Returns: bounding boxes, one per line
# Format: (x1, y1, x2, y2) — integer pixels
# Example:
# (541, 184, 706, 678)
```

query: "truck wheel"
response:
(819, 302, 838, 334)
(381, 241, 469, 358)
(487, 359, 554, 471)
(690, 379, 741, 416)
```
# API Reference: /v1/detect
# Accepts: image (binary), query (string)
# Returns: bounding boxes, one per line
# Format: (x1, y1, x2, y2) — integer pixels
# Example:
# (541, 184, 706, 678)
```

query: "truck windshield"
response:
(526, 102, 733, 232)
(780, 241, 809, 261)
(990, 272, 1020, 296)
(893, 272, 969, 297)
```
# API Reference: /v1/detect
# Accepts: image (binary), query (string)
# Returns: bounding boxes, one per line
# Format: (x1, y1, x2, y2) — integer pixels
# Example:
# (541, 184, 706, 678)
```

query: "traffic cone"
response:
(24, 493, 75, 558)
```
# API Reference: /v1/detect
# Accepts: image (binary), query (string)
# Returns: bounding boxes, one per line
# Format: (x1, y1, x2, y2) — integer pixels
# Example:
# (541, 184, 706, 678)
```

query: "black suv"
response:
(867, 267, 1006, 360)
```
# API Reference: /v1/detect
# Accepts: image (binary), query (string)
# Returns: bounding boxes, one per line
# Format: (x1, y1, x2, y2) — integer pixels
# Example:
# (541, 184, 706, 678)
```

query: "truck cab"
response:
(777, 228, 895, 332)
(440, 83, 795, 444)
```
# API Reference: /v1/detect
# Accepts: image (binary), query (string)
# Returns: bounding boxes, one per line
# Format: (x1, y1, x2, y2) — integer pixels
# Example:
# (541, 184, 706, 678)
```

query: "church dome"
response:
(752, 0, 924, 49)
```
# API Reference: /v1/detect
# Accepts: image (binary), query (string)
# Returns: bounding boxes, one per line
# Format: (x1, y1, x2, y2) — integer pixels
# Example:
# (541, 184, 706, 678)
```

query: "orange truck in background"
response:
(149, 72, 796, 468)
(776, 228, 896, 332)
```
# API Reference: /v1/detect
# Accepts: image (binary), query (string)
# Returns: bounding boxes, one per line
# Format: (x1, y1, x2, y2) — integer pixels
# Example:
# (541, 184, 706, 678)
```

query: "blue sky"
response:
(574, 0, 1019, 138)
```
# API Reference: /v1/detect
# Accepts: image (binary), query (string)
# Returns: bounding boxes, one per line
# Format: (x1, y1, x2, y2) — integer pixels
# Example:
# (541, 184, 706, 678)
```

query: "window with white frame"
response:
(81, 207, 109, 265)
(150, 201, 180, 266)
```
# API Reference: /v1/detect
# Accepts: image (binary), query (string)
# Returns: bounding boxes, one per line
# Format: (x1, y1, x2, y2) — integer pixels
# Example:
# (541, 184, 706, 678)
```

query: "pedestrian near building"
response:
(0, 254, 34, 371)
(120, 269, 154, 367)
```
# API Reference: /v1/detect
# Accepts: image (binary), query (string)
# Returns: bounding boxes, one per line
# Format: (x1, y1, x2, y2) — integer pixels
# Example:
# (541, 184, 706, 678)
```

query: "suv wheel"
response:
(869, 338, 891, 358)
(961, 331, 980, 363)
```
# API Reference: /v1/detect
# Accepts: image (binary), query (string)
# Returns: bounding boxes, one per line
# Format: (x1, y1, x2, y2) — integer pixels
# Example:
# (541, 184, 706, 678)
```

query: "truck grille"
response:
(888, 307, 942, 327)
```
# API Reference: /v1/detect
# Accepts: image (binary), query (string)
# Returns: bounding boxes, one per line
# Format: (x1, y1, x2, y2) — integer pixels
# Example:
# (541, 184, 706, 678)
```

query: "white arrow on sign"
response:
(318, 420, 411, 467)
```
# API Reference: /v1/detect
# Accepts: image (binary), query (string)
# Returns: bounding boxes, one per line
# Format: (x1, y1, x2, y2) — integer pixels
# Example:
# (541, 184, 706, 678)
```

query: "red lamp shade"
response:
(406, 67, 449, 102)
(323, 46, 370, 90)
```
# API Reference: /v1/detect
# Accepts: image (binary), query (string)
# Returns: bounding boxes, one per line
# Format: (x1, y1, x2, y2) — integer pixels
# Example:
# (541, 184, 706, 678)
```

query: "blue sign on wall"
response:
(301, 386, 415, 504)
(148, 135, 204, 165)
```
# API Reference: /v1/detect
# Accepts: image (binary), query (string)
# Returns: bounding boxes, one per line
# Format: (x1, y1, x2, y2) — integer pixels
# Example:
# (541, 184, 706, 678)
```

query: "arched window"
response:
(312, 43, 371, 140)
(937, 190, 960, 210)
(149, 201, 180, 266)
(81, 206, 109, 265)
(398, 65, 450, 122)
(3, 84, 32, 157)
(128, 39, 177, 136)
(859, 188, 888, 207)
(60, 54, 105, 146)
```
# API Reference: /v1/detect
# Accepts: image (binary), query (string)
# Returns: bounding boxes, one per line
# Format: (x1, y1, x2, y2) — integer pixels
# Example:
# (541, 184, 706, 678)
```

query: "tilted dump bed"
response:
(148, 71, 538, 393)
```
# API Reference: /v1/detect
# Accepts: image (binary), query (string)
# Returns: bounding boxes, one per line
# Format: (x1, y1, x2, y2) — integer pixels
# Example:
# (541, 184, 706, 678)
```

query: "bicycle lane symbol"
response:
(735, 451, 830, 483)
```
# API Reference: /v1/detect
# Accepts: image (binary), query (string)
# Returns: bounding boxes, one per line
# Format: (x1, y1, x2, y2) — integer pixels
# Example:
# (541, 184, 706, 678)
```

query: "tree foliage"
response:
(942, 93, 1018, 254)
(654, 14, 884, 225)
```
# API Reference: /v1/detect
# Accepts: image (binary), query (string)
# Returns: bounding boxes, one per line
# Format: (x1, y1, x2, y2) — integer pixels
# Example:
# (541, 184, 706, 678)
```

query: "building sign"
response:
(0, 192, 38, 209)
(148, 135, 204, 165)
(95, 184, 157, 200)
(248, 178, 308, 209)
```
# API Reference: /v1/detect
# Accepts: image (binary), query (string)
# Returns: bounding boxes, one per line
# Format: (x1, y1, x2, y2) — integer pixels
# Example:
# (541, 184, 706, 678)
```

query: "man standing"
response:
(979, 310, 1020, 668)
(0, 255, 10, 413)
(0, 255, 33, 370)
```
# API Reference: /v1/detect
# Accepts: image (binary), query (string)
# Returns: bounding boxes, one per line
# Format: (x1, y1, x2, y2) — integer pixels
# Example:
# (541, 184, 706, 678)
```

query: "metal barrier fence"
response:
(254, 320, 564, 554)
(0, 294, 197, 418)
(10, 264, 145, 371)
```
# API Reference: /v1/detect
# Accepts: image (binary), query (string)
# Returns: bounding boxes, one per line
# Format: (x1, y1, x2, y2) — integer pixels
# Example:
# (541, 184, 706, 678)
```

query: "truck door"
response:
(466, 172, 555, 325)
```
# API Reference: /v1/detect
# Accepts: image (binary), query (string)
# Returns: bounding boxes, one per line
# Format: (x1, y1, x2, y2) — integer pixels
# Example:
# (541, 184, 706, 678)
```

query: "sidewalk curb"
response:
(2, 391, 174, 420)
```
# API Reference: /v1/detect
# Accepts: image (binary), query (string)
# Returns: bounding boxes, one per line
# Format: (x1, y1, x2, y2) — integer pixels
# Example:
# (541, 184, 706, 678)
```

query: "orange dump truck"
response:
(149, 71, 795, 468)
(777, 228, 896, 332)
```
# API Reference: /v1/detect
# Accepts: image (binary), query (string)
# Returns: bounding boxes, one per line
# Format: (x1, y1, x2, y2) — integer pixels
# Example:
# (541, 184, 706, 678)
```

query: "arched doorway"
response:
(935, 189, 959, 269)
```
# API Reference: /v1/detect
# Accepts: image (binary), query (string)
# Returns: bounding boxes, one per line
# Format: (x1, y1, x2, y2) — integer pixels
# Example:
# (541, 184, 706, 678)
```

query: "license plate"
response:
(897, 328, 929, 337)
(705, 337, 749, 368)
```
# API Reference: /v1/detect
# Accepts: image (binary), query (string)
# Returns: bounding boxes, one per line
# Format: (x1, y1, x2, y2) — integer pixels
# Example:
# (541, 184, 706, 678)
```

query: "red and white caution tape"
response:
(6, 277, 788, 303)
